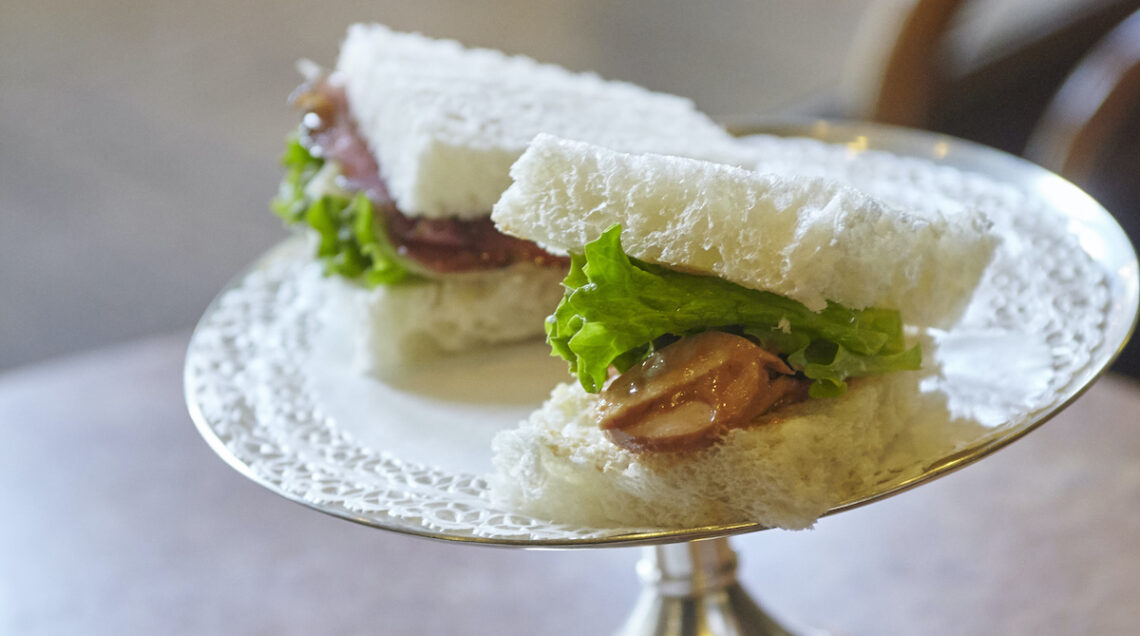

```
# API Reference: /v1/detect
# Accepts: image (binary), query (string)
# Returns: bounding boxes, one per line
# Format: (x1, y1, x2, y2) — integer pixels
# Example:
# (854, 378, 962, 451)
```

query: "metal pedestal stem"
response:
(614, 537, 798, 636)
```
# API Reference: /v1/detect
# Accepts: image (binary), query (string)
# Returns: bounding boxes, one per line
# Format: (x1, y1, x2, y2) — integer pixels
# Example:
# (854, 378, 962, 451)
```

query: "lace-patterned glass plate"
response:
(185, 121, 1138, 547)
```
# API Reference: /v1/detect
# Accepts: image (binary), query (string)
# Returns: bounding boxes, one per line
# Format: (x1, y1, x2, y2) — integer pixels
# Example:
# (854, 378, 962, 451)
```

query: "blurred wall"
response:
(0, 0, 873, 370)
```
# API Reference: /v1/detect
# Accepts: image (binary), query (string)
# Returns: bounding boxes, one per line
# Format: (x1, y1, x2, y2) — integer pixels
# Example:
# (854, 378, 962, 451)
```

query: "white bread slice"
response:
(321, 261, 567, 376)
(491, 370, 941, 530)
(492, 134, 998, 329)
(335, 23, 750, 219)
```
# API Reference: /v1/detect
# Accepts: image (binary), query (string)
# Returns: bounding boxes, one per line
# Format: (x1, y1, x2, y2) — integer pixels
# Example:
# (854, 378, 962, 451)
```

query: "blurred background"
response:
(3, 0, 1139, 374)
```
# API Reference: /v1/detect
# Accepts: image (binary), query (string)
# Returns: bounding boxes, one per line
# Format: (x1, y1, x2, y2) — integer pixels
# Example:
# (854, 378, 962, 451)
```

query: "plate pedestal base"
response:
(615, 538, 799, 636)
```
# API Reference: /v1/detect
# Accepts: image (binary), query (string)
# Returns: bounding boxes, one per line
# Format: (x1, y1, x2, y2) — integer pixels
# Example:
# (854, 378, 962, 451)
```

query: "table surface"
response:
(2, 332, 1138, 635)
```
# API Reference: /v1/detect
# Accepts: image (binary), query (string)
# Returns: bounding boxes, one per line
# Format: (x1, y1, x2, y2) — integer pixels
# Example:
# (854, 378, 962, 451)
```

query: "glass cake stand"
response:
(185, 121, 1138, 635)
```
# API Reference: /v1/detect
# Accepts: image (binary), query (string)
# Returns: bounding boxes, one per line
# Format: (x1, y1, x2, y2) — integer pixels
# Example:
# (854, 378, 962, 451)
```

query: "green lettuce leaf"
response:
(270, 136, 417, 286)
(546, 224, 921, 395)
(271, 136, 323, 224)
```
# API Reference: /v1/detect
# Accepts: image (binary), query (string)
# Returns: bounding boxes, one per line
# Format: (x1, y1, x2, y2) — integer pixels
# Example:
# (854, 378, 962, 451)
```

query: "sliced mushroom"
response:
(597, 331, 809, 453)
(605, 401, 718, 453)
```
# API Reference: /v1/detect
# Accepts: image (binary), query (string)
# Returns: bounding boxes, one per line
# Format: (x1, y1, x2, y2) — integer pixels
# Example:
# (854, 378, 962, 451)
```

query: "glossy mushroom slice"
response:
(596, 331, 809, 453)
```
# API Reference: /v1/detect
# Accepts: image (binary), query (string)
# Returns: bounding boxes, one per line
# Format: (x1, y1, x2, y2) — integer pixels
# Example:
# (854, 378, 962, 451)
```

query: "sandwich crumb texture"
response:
(324, 262, 567, 375)
(336, 24, 750, 219)
(490, 372, 939, 530)
(493, 135, 998, 328)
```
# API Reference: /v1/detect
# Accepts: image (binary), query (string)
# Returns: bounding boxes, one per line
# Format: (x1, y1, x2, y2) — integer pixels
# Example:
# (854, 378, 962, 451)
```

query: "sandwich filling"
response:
(597, 331, 811, 452)
(549, 225, 921, 453)
(273, 77, 567, 285)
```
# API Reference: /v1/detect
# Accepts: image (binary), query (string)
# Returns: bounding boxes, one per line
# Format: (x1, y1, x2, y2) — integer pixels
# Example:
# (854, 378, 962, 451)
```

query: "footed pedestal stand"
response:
(617, 538, 797, 636)
(185, 120, 1138, 636)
